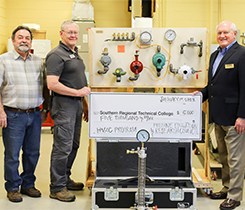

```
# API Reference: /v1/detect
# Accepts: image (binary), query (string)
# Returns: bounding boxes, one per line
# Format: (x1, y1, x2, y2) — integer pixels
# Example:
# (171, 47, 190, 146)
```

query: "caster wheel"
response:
(212, 171, 217, 180)
(203, 188, 213, 197)
(88, 187, 92, 195)
(194, 148, 200, 155)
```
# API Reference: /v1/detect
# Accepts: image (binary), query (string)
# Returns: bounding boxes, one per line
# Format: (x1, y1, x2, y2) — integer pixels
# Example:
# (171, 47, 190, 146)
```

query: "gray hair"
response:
(230, 23, 237, 32)
(61, 20, 79, 31)
(216, 21, 237, 32)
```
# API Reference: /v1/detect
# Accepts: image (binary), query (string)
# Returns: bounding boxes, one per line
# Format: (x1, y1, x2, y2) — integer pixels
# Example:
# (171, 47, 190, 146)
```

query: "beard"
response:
(16, 43, 30, 52)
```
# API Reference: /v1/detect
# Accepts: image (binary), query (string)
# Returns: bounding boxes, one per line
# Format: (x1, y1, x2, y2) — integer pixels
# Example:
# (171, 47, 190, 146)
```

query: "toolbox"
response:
(91, 140, 197, 210)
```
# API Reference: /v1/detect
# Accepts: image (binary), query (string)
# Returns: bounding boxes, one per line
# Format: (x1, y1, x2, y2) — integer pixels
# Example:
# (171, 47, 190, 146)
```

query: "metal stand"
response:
(127, 143, 157, 210)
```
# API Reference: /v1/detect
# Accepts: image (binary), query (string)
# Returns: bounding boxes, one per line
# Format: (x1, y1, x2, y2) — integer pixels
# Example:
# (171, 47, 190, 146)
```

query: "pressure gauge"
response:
(164, 29, 176, 42)
(136, 129, 150, 143)
(140, 31, 152, 44)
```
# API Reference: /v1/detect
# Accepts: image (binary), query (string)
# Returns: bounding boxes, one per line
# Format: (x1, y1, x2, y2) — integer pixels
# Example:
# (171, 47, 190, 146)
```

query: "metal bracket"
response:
(104, 186, 119, 201)
(91, 205, 99, 210)
(135, 191, 154, 204)
(170, 187, 184, 201)
(168, 139, 180, 143)
(108, 139, 119, 143)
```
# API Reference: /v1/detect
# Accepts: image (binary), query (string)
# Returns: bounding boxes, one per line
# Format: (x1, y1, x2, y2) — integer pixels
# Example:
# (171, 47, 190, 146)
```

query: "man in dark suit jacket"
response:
(194, 21, 245, 210)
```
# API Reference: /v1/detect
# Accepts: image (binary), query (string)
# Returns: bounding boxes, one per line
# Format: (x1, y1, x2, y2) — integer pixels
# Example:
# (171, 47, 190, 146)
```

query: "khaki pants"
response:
(215, 124, 245, 201)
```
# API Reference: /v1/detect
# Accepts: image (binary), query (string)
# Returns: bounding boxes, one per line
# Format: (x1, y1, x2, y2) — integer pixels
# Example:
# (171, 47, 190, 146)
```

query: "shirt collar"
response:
(59, 41, 78, 53)
(217, 40, 236, 55)
(12, 49, 32, 60)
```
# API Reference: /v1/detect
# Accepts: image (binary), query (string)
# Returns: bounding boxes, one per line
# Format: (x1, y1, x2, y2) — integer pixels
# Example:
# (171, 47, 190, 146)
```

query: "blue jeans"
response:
(2, 110, 41, 192)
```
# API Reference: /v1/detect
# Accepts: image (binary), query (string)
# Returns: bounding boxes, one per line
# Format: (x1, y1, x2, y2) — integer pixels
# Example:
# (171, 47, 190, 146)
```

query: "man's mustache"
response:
(19, 43, 29, 47)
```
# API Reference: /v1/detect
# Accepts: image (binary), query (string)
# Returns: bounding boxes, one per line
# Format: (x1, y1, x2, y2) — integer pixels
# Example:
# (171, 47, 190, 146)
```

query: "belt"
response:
(53, 92, 82, 100)
(4, 106, 40, 113)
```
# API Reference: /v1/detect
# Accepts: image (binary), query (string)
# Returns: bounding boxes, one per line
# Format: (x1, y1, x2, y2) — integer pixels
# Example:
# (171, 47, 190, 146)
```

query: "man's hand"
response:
(235, 118, 245, 134)
(0, 108, 7, 128)
(47, 75, 91, 98)
(192, 91, 201, 96)
(41, 111, 48, 124)
(78, 87, 91, 97)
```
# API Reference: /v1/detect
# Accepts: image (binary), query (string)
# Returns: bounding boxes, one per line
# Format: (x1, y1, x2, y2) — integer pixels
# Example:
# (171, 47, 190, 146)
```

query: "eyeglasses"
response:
(62, 30, 79, 36)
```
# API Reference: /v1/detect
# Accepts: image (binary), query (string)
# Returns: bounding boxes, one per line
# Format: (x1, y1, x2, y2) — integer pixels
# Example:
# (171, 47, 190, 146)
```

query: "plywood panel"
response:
(89, 27, 208, 88)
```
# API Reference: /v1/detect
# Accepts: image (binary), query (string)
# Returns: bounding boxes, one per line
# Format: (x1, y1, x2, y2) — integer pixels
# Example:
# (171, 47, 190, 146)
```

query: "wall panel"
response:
(0, 0, 7, 54)
(1, 0, 245, 53)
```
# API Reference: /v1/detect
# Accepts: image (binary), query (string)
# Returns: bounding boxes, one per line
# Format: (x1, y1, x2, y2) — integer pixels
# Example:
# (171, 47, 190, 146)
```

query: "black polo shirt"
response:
(46, 41, 87, 90)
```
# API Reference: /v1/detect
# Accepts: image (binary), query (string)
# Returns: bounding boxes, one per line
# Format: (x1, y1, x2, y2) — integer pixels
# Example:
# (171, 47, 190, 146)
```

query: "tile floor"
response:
(0, 123, 245, 210)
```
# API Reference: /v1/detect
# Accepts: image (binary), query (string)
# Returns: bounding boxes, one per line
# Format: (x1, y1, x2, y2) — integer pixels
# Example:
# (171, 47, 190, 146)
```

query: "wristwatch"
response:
(41, 109, 49, 114)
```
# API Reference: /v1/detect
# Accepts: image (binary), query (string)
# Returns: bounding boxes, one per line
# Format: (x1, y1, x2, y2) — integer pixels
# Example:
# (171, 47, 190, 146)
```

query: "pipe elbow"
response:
(129, 74, 139, 81)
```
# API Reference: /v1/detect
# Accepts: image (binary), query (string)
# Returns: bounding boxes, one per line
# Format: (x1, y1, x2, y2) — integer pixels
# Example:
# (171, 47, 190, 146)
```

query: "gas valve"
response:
(129, 50, 143, 81)
(97, 48, 111, 74)
(113, 68, 126, 82)
(152, 46, 166, 77)
(180, 37, 203, 57)
(170, 64, 201, 80)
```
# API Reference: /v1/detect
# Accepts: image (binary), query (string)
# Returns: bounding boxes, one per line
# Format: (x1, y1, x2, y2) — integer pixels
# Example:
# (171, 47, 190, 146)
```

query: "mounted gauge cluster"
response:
(90, 27, 207, 87)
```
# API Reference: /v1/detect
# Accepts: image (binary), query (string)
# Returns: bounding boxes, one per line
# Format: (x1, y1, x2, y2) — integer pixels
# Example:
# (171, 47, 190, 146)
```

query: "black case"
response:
(92, 140, 197, 210)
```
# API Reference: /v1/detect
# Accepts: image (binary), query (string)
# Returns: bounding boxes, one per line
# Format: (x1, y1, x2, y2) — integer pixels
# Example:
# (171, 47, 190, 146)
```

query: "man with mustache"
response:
(193, 21, 245, 210)
(0, 26, 49, 202)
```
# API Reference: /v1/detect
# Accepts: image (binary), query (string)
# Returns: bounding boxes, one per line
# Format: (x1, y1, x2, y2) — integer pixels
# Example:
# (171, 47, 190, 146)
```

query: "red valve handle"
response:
(196, 70, 202, 79)
(130, 52, 143, 74)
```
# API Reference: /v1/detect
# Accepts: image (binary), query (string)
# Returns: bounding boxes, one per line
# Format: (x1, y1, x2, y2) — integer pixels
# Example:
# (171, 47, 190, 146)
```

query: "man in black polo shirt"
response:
(46, 20, 90, 202)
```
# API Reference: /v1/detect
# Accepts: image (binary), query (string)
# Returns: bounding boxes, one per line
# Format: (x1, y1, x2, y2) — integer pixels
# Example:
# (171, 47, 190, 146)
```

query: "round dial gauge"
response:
(140, 31, 152, 44)
(164, 29, 176, 42)
(136, 129, 150, 143)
